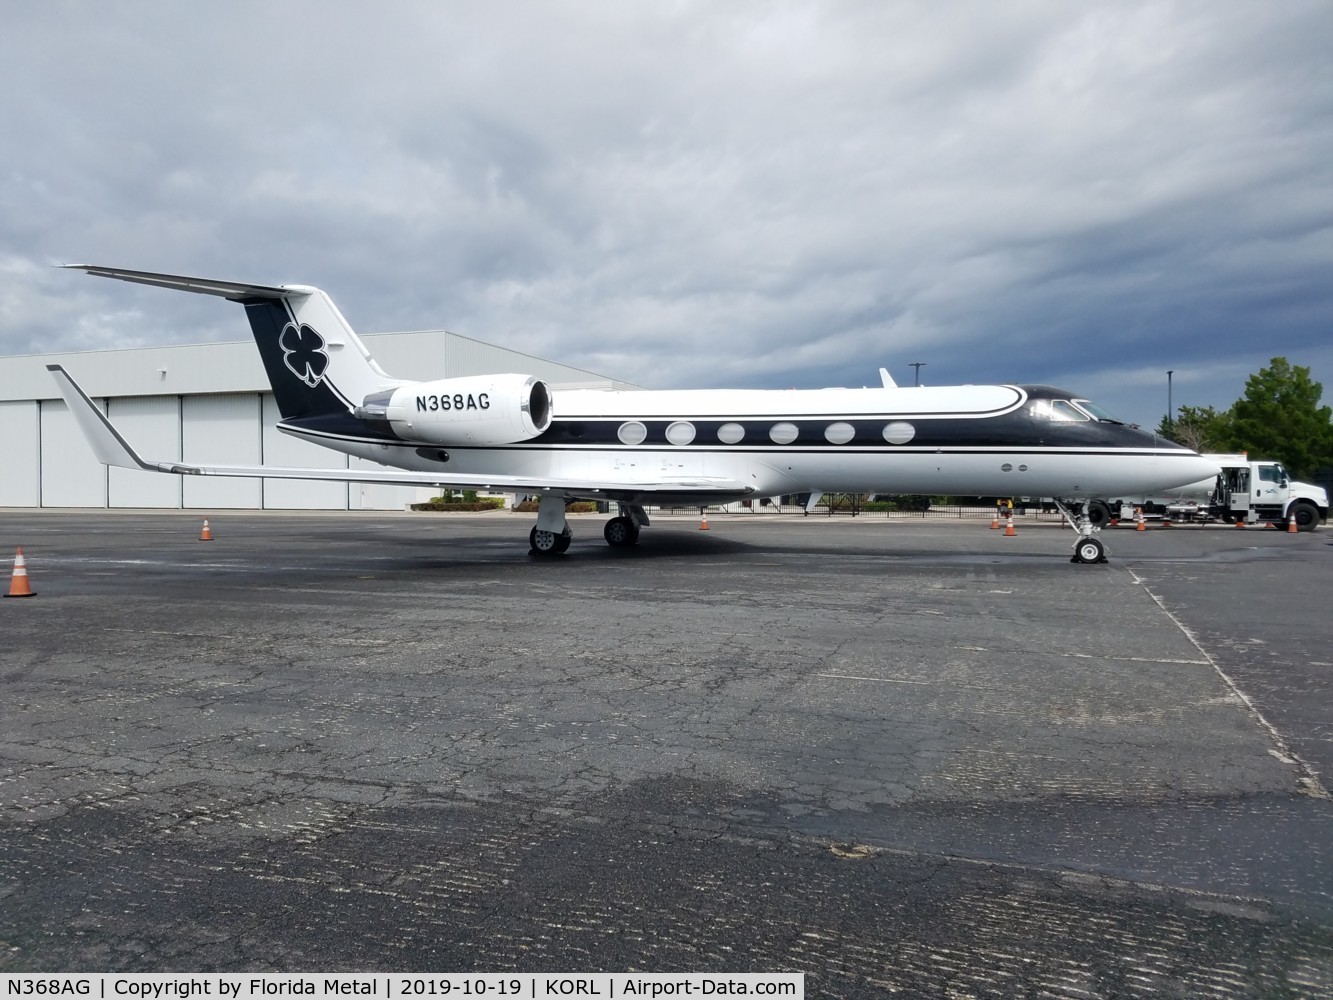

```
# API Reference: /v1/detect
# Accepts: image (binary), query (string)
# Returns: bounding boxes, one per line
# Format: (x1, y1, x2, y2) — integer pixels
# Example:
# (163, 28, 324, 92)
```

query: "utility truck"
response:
(1089, 454, 1328, 530)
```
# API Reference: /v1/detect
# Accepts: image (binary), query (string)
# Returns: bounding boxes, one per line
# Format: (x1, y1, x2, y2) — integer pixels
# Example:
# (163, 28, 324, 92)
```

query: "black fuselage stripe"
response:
(280, 426, 1177, 459)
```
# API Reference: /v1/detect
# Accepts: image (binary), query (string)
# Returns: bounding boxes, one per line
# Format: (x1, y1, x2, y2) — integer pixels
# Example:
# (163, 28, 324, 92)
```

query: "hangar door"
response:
(182, 394, 262, 509)
(261, 394, 349, 509)
(109, 396, 182, 507)
(40, 398, 107, 507)
(0, 401, 39, 507)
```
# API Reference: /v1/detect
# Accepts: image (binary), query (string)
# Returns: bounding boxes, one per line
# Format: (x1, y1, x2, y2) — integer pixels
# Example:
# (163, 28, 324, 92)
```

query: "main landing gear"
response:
(528, 497, 650, 556)
(529, 524, 572, 555)
(603, 515, 640, 547)
(1051, 498, 1109, 564)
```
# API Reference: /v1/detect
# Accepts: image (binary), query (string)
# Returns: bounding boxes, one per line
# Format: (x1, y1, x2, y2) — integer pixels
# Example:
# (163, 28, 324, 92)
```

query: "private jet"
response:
(50, 266, 1219, 564)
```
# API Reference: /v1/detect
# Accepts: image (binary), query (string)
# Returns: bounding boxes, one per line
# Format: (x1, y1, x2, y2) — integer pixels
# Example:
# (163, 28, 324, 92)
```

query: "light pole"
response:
(909, 362, 926, 386)
(1166, 370, 1174, 431)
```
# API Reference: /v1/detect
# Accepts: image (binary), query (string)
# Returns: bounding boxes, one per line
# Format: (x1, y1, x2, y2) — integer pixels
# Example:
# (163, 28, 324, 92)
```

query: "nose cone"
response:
(1155, 449, 1221, 492)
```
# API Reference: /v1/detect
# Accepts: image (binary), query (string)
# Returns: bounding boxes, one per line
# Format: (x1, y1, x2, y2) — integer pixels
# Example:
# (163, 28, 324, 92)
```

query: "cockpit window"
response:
(1031, 400, 1081, 421)
(1040, 400, 1090, 422)
(1072, 399, 1122, 423)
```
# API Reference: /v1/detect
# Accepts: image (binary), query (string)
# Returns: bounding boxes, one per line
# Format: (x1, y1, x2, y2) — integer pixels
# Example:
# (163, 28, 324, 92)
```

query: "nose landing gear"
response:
(1052, 498, 1110, 564)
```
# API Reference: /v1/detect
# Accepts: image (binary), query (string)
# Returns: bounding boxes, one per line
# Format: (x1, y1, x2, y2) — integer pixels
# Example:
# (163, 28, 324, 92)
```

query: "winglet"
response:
(879, 367, 898, 389)
(46, 365, 154, 471)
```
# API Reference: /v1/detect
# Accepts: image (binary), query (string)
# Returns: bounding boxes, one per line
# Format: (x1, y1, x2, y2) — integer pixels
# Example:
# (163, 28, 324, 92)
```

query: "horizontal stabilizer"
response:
(61, 265, 295, 301)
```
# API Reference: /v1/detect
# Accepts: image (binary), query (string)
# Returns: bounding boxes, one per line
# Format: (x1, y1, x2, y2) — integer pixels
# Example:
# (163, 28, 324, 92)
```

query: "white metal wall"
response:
(39, 399, 108, 507)
(260, 395, 350, 509)
(108, 396, 183, 508)
(182, 394, 262, 509)
(0, 401, 40, 507)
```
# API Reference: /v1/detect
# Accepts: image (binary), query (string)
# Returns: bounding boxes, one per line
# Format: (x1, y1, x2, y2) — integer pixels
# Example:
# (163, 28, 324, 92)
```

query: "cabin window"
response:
(1258, 464, 1285, 484)
(717, 422, 745, 444)
(665, 421, 696, 446)
(824, 422, 856, 445)
(617, 421, 647, 446)
(769, 422, 799, 445)
(882, 421, 915, 444)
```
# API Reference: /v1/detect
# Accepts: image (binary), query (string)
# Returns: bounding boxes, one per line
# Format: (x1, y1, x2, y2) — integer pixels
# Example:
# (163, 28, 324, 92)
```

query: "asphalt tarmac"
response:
(2, 510, 1331, 995)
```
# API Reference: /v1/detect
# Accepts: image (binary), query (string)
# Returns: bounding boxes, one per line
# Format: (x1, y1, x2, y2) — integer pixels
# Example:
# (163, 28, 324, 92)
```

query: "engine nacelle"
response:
(361, 374, 552, 446)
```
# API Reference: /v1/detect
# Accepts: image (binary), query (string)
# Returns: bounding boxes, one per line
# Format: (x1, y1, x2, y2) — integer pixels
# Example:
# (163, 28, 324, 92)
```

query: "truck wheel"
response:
(1292, 501, 1320, 532)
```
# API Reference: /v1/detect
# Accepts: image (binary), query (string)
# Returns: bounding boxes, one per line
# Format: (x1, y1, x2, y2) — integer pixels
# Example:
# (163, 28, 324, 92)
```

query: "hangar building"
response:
(0, 331, 628, 510)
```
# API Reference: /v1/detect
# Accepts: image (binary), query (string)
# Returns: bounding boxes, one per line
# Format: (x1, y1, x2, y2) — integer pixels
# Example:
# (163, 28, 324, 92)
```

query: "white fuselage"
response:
(286, 382, 1221, 504)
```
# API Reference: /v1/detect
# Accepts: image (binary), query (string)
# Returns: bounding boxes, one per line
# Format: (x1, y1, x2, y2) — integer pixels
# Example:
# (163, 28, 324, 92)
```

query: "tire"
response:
(604, 516, 639, 547)
(1292, 501, 1320, 532)
(530, 525, 567, 555)
(1073, 537, 1106, 564)
(1086, 500, 1112, 528)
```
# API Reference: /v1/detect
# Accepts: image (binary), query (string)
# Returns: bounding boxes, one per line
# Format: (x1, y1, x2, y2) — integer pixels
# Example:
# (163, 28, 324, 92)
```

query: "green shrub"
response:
(410, 497, 506, 512)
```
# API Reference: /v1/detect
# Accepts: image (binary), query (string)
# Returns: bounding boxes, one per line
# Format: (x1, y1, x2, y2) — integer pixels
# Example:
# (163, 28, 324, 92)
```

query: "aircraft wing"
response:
(47, 365, 753, 500)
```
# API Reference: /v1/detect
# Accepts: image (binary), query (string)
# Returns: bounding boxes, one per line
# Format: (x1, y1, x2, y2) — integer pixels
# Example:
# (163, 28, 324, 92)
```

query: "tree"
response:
(1228, 357, 1333, 478)
(1157, 405, 1233, 454)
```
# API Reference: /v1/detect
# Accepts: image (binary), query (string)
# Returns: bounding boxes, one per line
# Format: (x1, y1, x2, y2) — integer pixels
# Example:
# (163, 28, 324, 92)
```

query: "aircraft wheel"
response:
(530, 526, 569, 556)
(604, 516, 640, 547)
(1086, 500, 1112, 528)
(1073, 537, 1106, 564)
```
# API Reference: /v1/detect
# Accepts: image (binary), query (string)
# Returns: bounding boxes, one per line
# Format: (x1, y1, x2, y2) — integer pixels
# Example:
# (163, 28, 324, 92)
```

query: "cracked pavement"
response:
(1, 511, 1331, 994)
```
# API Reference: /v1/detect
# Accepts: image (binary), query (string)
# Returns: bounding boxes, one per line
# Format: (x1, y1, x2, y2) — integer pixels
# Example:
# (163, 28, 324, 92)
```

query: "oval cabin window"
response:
(617, 421, 648, 446)
(665, 421, 697, 446)
(824, 422, 855, 444)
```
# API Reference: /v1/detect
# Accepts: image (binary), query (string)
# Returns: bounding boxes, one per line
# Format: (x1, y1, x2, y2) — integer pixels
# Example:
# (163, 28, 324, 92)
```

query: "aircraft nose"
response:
(1159, 450, 1221, 490)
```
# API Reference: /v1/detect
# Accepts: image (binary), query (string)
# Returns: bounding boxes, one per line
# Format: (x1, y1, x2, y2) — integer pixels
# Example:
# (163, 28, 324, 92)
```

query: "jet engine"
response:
(358, 374, 552, 446)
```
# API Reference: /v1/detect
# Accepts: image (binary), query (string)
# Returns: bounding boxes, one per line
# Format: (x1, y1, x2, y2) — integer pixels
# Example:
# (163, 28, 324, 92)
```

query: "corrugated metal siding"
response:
(40, 399, 108, 507)
(108, 396, 183, 508)
(0, 401, 40, 507)
(1, 342, 266, 402)
(349, 457, 436, 510)
(182, 394, 262, 509)
(260, 395, 349, 509)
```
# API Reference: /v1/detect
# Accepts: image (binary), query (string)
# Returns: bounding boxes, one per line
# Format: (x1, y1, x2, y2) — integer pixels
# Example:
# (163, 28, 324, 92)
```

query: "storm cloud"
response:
(2, 1, 1330, 425)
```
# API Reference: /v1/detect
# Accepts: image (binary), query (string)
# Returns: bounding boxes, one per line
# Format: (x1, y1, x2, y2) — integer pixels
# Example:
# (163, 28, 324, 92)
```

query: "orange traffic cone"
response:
(1288, 513, 1298, 533)
(990, 513, 999, 530)
(199, 519, 213, 542)
(5, 547, 35, 598)
(1235, 517, 1246, 528)
(1003, 518, 1016, 537)
(1135, 508, 1146, 531)
(699, 512, 710, 531)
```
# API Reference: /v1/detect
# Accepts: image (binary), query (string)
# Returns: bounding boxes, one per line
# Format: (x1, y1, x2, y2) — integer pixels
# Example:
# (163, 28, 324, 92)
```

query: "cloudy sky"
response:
(2, 1, 1330, 426)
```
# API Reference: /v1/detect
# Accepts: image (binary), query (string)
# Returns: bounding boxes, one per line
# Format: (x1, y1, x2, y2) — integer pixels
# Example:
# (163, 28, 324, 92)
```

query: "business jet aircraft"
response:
(51, 265, 1218, 564)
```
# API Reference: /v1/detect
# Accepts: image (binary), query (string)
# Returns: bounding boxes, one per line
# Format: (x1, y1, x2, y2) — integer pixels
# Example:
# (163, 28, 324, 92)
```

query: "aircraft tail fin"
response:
(63, 265, 400, 420)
